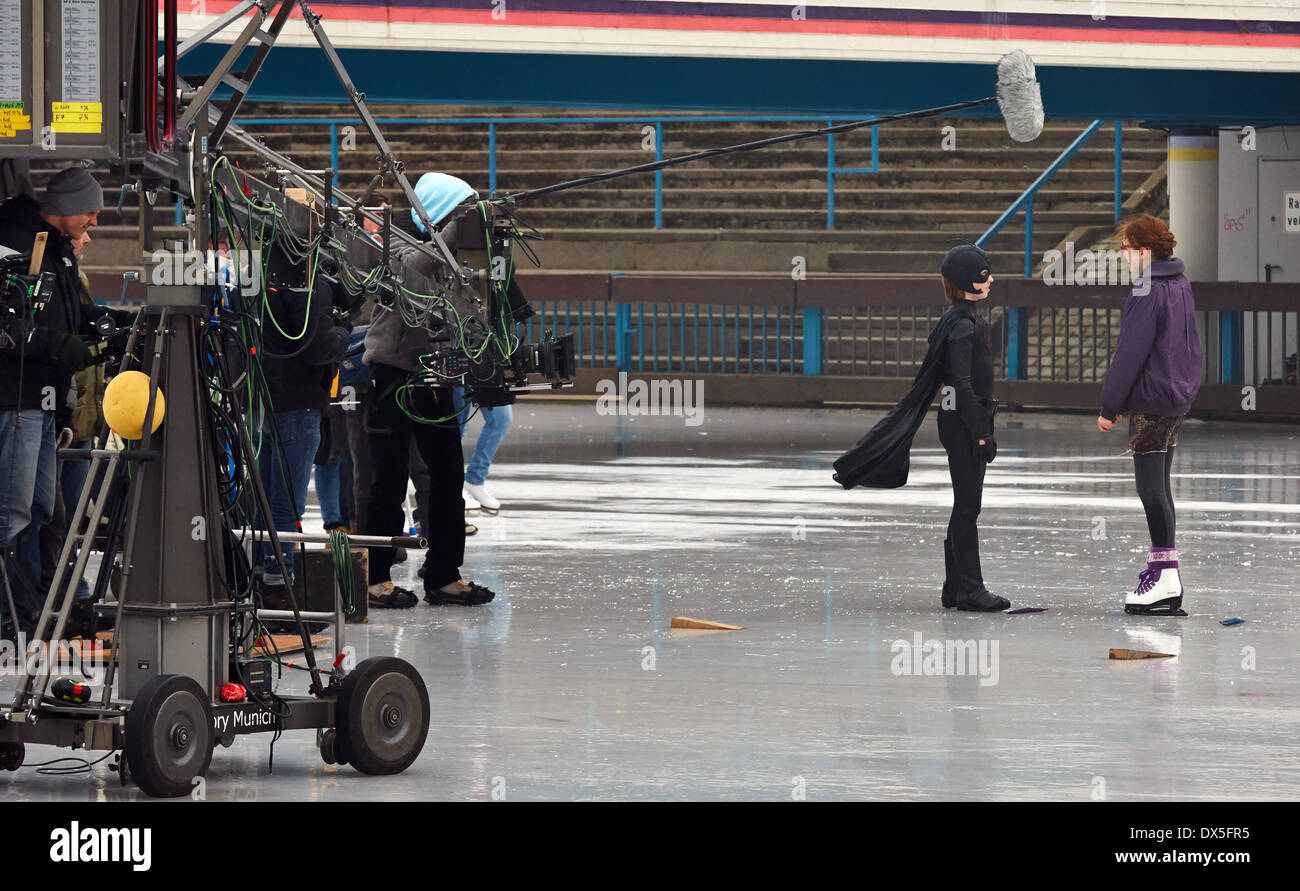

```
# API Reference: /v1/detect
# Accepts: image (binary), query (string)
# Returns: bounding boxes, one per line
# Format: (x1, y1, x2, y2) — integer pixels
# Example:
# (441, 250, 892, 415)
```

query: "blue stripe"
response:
(183, 46, 1300, 125)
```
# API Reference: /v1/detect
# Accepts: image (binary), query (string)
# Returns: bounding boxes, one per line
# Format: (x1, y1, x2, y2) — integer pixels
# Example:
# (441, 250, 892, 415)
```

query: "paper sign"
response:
(1286, 192, 1300, 234)
(0, 0, 21, 104)
(61, 0, 101, 104)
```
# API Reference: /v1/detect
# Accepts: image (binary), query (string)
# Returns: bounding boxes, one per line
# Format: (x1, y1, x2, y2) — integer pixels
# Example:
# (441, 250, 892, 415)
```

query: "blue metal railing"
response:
(234, 114, 879, 230)
(526, 299, 806, 375)
(976, 119, 1125, 379)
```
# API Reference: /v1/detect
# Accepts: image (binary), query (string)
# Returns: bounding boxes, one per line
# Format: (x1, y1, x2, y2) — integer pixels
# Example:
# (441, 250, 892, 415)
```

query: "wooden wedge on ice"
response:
(1109, 648, 1175, 660)
(671, 617, 744, 631)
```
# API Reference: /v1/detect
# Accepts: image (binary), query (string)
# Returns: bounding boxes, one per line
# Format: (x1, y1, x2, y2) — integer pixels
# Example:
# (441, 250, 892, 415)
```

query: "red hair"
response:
(1120, 214, 1176, 261)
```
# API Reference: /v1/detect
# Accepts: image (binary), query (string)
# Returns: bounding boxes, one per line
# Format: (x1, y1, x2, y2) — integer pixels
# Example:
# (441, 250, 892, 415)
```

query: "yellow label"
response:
(51, 101, 103, 133)
(52, 102, 101, 115)
(52, 111, 102, 123)
(0, 110, 31, 132)
(51, 121, 102, 134)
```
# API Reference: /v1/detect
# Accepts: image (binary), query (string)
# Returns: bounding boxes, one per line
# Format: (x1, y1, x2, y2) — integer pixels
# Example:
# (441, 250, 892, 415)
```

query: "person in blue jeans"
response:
(0, 169, 113, 632)
(1, 411, 57, 629)
(313, 405, 352, 532)
(453, 386, 513, 512)
(258, 410, 323, 587)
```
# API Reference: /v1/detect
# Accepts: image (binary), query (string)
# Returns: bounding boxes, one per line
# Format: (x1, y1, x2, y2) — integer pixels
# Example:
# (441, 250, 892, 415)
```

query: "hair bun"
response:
(1121, 213, 1177, 261)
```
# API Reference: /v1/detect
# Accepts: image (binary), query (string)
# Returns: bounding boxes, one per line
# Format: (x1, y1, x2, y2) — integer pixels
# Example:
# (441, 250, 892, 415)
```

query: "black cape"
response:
(832, 308, 967, 489)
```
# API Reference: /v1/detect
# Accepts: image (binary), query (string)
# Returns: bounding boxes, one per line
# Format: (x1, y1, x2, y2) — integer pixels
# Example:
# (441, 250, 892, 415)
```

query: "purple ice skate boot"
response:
(1124, 548, 1187, 616)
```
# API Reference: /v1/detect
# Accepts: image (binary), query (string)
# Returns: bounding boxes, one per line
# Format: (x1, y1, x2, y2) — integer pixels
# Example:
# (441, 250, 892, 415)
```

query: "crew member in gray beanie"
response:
(0, 165, 110, 633)
(41, 166, 104, 219)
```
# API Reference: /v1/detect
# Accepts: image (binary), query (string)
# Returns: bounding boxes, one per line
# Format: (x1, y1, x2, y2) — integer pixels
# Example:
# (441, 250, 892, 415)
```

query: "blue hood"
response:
(410, 172, 478, 233)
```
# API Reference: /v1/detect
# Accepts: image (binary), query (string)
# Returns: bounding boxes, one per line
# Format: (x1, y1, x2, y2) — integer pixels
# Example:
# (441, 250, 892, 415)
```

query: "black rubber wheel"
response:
(124, 675, 214, 798)
(0, 741, 24, 771)
(336, 657, 428, 776)
(319, 728, 344, 765)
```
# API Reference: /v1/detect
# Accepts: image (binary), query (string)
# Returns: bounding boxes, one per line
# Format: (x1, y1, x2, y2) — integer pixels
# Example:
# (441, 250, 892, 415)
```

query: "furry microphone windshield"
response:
(997, 50, 1045, 142)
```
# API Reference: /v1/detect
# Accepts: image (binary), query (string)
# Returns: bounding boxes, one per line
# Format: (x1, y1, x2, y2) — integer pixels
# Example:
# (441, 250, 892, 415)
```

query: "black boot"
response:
(955, 586, 1010, 612)
(941, 539, 957, 608)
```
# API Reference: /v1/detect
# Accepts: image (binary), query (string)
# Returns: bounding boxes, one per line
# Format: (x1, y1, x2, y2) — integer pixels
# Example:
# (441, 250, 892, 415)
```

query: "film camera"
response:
(406, 202, 576, 402)
(0, 245, 57, 352)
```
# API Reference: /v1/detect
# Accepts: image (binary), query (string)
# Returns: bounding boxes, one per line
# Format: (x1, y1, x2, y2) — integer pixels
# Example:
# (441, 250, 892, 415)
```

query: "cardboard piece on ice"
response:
(671, 617, 744, 631)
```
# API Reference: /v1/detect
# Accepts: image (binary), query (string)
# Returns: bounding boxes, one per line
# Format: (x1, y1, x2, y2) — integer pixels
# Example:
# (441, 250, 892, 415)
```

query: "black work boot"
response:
(956, 586, 1010, 612)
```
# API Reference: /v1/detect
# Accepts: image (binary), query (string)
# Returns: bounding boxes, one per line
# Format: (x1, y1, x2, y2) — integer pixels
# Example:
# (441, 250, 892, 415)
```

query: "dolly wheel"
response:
(319, 728, 345, 766)
(336, 657, 429, 776)
(124, 675, 214, 798)
(0, 741, 24, 771)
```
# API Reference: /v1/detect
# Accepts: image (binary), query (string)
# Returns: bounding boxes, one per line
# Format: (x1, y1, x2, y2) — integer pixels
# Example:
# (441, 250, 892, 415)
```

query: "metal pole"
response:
(654, 121, 663, 229)
(488, 122, 497, 197)
(1114, 120, 1123, 222)
(329, 122, 339, 191)
(826, 123, 835, 230)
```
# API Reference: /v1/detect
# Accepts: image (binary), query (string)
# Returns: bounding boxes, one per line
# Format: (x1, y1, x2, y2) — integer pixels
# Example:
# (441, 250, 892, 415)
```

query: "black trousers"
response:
(938, 410, 987, 595)
(344, 384, 372, 533)
(361, 363, 465, 590)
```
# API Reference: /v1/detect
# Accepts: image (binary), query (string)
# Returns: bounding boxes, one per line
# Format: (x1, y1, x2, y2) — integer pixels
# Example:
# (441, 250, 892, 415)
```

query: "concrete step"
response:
(402, 186, 1124, 211)
(82, 226, 188, 266)
(828, 249, 1028, 273)
(236, 124, 1163, 155)
(293, 165, 1148, 191)
(225, 144, 1160, 172)
(442, 205, 1116, 230)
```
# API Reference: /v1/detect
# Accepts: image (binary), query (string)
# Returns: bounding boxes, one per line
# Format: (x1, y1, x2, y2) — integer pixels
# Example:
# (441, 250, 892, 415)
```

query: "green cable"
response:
(329, 529, 354, 615)
(395, 381, 475, 425)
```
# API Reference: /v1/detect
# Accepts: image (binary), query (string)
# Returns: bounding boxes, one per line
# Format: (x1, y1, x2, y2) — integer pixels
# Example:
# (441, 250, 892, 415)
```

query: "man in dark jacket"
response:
(257, 273, 351, 604)
(0, 168, 109, 631)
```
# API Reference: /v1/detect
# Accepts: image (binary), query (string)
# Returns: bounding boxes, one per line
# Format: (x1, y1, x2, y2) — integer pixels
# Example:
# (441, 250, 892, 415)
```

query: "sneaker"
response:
(464, 482, 500, 512)
(368, 581, 419, 609)
(424, 580, 495, 607)
(462, 489, 481, 513)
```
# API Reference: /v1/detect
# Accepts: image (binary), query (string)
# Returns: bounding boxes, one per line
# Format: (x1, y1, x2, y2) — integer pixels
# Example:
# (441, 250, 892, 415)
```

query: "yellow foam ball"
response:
(103, 371, 166, 440)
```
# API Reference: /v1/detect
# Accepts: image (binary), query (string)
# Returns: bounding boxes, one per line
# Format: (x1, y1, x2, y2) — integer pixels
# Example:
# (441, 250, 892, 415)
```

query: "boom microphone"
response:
(996, 50, 1045, 142)
(501, 50, 1048, 203)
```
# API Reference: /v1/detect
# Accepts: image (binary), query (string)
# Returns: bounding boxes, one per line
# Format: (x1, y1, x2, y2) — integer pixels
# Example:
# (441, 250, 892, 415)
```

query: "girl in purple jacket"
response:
(1097, 214, 1203, 615)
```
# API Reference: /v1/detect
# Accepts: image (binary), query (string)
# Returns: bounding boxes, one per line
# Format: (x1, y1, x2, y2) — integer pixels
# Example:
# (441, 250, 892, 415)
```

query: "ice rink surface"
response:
(5, 403, 1298, 801)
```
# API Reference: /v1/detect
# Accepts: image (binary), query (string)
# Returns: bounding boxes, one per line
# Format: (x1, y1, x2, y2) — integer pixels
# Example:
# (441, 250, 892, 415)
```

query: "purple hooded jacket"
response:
(1099, 258, 1203, 421)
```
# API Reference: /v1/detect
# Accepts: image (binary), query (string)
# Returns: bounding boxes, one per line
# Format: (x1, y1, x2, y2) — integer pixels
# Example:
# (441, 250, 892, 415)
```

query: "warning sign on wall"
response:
(1287, 192, 1300, 233)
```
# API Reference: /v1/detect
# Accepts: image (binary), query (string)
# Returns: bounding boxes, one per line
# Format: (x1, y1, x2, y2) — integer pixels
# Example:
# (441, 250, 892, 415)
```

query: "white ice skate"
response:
(464, 482, 500, 513)
(462, 488, 481, 514)
(1124, 562, 1186, 616)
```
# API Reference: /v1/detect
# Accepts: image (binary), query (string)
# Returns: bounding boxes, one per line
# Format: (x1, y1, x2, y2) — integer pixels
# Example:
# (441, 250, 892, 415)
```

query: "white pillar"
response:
(1167, 127, 1220, 379)
(1167, 128, 1219, 280)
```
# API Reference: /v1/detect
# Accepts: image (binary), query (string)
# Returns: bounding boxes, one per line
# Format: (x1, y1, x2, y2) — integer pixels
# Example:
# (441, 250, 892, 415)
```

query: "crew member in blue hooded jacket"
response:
(358, 173, 498, 608)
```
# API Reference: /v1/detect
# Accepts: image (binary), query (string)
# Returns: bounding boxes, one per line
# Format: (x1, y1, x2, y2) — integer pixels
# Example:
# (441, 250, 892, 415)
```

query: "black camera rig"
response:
(0, 247, 56, 353)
